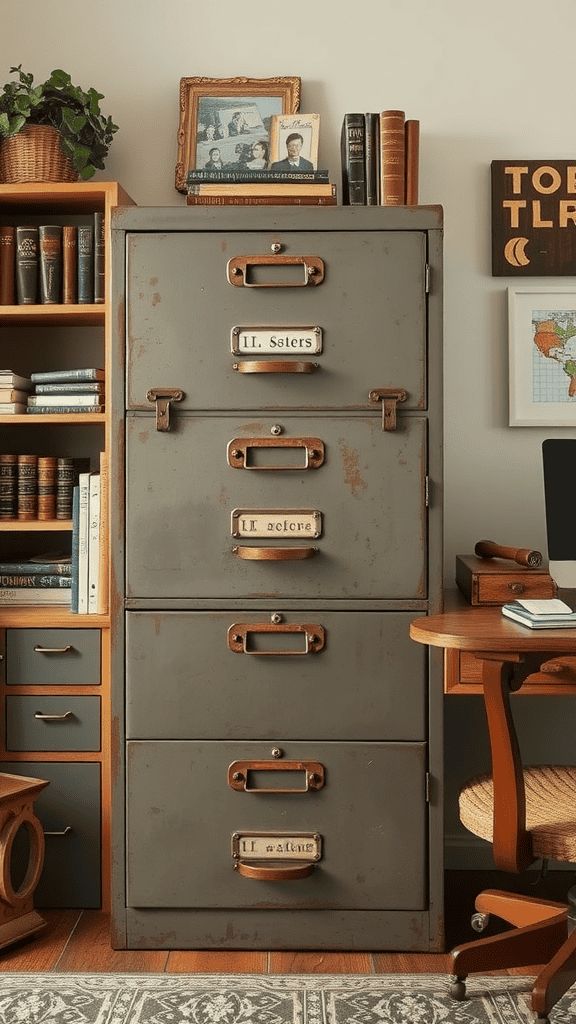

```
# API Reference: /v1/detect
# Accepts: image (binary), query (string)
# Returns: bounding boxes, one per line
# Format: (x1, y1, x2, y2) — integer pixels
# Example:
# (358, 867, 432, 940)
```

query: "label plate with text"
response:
(231, 508, 322, 539)
(231, 325, 322, 355)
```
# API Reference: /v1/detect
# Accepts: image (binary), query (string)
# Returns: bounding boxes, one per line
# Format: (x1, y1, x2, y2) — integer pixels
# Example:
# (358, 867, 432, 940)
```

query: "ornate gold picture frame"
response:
(175, 76, 301, 193)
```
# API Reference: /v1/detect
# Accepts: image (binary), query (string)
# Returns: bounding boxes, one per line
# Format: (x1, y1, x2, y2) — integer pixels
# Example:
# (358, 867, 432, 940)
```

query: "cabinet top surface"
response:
(112, 204, 444, 233)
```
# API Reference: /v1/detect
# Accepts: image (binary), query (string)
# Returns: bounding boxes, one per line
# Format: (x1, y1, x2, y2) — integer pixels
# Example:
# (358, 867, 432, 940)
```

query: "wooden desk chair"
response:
(449, 653, 576, 1022)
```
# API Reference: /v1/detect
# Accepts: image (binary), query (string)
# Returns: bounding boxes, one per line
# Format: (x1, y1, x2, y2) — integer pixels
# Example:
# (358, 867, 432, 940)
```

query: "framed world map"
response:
(509, 287, 576, 425)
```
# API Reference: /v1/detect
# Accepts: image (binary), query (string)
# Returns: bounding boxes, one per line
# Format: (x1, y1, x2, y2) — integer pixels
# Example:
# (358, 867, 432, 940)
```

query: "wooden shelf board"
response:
(1, 520, 72, 531)
(0, 607, 109, 627)
(2, 413, 106, 425)
(0, 304, 105, 326)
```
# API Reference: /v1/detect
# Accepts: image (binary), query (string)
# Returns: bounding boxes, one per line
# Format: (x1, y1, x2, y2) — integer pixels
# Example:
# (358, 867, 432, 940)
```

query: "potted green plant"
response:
(0, 65, 119, 182)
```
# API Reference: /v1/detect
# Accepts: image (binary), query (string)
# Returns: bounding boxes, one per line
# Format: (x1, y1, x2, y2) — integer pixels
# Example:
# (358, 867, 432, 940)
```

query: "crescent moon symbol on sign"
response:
(504, 237, 530, 267)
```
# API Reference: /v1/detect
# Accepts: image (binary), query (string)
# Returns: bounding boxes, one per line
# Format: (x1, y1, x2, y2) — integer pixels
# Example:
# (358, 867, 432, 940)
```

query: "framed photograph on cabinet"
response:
(508, 287, 576, 425)
(268, 113, 319, 171)
(175, 76, 301, 192)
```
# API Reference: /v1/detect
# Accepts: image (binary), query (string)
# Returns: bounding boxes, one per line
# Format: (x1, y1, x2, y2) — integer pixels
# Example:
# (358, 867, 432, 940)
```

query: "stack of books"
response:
(186, 171, 336, 206)
(0, 370, 33, 414)
(0, 214, 105, 305)
(0, 453, 89, 522)
(341, 110, 419, 206)
(501, 598, 576, 629)
(0, 552, 72, 606)
(71, 452, 108, 614)
(27, 368, 105, 414)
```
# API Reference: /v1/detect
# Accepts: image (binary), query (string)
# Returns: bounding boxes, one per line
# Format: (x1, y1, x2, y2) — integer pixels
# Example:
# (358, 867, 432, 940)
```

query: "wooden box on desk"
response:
(455, 554, 557, 605)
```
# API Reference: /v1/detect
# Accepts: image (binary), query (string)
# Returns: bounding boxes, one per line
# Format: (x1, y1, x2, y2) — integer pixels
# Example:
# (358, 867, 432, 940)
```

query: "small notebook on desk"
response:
(502, 598, 576, 629)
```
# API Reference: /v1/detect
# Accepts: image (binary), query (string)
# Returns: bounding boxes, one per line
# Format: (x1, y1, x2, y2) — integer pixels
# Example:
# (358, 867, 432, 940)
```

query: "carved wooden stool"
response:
(0, 771, 49, 950)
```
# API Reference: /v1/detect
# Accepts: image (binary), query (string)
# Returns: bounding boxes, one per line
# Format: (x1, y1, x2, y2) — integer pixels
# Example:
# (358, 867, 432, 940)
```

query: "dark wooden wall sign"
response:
(492, 160, 576, 275)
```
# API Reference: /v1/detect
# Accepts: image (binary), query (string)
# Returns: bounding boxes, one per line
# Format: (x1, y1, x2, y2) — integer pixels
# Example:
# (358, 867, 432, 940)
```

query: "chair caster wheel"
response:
(471, 912, 490, 932)
(449, 977, 467, 1001)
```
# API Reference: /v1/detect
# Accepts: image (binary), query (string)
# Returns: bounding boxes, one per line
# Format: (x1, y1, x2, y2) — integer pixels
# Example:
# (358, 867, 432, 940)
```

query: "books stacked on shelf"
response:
(501, 598, 576, 629)
(186, 176, 337, 206)
(0, 369, 33, 414)
(0, 552, 72, 605)
(341, 110, 420, 206)
(0, 452, 88, 522)
(27, 368, 105, 414)
(0, 212, 105, 305)
(71, 452, 107, 614)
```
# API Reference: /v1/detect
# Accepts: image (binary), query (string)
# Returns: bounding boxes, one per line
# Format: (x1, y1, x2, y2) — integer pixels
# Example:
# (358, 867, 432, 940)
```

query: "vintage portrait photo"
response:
(175, 77, 301, 191)
(269, 114, 319, 171)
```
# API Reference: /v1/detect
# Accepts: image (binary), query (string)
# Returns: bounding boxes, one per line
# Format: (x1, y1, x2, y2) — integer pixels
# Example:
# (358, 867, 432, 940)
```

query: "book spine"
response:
(39, 225, 63, 304)
(94, 212, 105, 304)
(88, 472, 100, 612)
(364, 113, 379, 205)
(0, 403, 27, 413)
(0, 389, 29, 403)
(70, 484, 80, 612)
(186, 195, 337, 206)
(405, 119, 420, 205)
(27, 405, 104, 414)
(187, 183, 333, 196)
(0, 226, 15, 304)
(37, 455, 57, 521)
(77, 225, 94, 303)
(77, 471, 92, 613)
(97, 451, 108, 615)
(0, 574, 72, 588)
(341, 113, 366, 206)
(17, 453, 37, 521)
(0, 589, 71, 604)
(29, 394, 103, 407)
(0, 561, 71, 575)
(0, 374, 32, 390)
(36, 382, 104, 394)
(186, 169, 330, 183)
(56, 457, 75, 520)
(62, 225, 77, 304)
(15, 226, 39, 304)
(0, 453, 17, 520)
(380, 110, 406, 206)
(31, 368, 104, 382)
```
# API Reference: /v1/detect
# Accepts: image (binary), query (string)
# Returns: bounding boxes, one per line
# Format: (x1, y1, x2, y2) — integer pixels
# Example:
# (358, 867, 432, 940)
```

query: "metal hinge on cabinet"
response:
(425, 264, 431, 293)
(425, 476, 430, 507)
(425, 772, 431, 803)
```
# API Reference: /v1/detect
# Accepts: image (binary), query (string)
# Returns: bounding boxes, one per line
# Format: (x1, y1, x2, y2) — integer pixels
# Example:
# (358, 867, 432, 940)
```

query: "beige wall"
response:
(3, 0, 575, 864)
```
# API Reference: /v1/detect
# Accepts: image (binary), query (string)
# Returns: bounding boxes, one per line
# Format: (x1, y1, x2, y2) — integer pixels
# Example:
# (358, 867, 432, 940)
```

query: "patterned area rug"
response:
(0, 973, 575, 1023)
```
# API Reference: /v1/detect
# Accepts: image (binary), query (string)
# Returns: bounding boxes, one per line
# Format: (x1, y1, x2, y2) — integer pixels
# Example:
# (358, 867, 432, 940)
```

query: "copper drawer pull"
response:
(228, 760, 325, 793)
(232, 546, 317, 560)
(34, 711, 74, 721)
(227, 438, 324, 470)
(228, 623, 325, 656)
(235, 860, 315, 880)
(232, 360, 318, 374)
(34, 645, 73, 654)
(227, 254, 324, 287)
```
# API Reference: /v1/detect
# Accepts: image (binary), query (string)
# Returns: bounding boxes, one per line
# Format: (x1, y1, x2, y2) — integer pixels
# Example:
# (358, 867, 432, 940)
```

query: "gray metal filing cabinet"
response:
(110, 206, 444, 950)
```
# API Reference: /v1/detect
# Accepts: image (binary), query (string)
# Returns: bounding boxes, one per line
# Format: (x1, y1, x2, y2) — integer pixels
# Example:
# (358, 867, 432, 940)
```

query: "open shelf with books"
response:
(0, 181, 135, 912)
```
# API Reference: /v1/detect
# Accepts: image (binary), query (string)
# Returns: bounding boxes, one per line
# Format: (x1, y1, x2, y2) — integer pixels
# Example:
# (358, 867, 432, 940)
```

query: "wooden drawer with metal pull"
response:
(455, 555, 556, 605)
(5, 696, 101, 751)
(126, 740, 427, 911)
(125, 610, 426, 741)
(5, 629, 101, 686)
(3, 761, 101, 908)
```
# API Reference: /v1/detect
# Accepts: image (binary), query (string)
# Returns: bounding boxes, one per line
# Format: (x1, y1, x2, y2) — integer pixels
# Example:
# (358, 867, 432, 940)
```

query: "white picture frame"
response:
(508, 286, 576, 426)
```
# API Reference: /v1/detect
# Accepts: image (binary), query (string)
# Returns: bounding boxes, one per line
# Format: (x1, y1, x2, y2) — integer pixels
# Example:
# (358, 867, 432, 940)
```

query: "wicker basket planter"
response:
(0, 124, 79, 183)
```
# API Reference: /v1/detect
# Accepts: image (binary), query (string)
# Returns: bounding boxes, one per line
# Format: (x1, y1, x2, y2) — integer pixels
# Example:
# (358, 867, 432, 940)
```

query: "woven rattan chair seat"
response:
(459, 764, 576, 862)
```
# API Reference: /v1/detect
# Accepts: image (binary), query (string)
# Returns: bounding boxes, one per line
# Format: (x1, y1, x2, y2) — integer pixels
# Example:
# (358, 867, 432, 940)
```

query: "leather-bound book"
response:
(405, 119, 420, 205)
(77, 224, 94, 303)
(0, 453, 17, 520)
(364, 113, 379, 205)
(62, 225, 77, 304)
(379, 110, 406, 206)
(39, 225, 63, 304)
(340, 113, 366, 205)
(15, 226, 39, 304)
(0, 226, 15, 304)
(17, 454, 38, 521)
(94, 212, 105, 303)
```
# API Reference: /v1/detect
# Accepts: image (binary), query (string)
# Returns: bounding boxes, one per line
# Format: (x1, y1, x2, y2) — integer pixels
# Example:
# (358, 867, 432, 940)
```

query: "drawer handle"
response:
(228, 623, 325, 656)
(34, 711, 74, 722)
(232, 360, 318, 374)
(228, 760, 325, 793)
(235, 860, 315, 880)
(232, 546, 317, 561)
(34, 645, 73, 654)
(44, 826, 73, 837)
(227, 254, 325, 288)
(227, 438, 324, 470)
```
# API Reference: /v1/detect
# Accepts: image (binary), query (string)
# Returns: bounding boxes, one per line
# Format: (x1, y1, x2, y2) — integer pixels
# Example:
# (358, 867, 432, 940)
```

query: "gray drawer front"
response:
(3, 761, 100, 908)
(6, 696, 101, 751)
(126, 740, 426, 911)
(126, 415, 426, 600)
(126, 611, 426, 741)
(6, 629, 100, 686)
(126, 230, 426, 412)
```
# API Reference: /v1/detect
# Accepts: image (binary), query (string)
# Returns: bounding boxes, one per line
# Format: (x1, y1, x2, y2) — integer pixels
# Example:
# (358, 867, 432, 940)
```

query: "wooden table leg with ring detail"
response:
(0, 772, 49, 950)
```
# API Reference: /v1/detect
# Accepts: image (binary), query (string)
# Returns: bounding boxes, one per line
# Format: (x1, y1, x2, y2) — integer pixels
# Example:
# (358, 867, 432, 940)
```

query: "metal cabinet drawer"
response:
(126, 740, 427, 911)
(126, 610, 426, 741)
(126, 415, 427, 601)
(126, 230, 427, 413)
(6, 696, 101, 751)
(6, 629, 100, 686)
(3, 761, 101, 908)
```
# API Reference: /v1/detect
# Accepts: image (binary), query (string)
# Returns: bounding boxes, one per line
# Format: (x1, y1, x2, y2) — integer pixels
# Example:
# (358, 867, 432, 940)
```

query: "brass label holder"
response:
(227, 438, 324, 471)
(227, 254, 325, 287)
(227, 622, 325, 656)
(228, 760, 325, 793)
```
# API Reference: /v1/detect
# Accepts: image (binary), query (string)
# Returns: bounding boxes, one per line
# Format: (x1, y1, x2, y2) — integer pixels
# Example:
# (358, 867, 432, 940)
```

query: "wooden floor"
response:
(0, 871, 570, 974)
